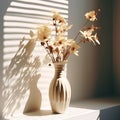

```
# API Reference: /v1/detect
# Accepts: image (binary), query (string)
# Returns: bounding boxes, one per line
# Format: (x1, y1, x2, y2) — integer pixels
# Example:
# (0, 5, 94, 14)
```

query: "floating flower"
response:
(85, 10, 97, 21)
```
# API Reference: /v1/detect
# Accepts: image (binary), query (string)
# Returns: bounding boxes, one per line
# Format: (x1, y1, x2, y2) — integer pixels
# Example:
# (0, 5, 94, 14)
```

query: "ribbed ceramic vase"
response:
(49, 62, 71, 114)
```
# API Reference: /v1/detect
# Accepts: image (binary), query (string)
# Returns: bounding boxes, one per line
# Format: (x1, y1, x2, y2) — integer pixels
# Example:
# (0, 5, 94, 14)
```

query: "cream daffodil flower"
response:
(37, 24, 52, 41)
(85, 10, 97, 21)
(69, 42, 80, 56)
(27, 10, 101, 63)
(52, 10, 66, 23)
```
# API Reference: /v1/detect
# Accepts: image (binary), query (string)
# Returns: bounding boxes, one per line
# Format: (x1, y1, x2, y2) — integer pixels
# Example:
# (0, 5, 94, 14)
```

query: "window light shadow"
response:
(2, 0, 68, 119)
(3, 38, 42, 118)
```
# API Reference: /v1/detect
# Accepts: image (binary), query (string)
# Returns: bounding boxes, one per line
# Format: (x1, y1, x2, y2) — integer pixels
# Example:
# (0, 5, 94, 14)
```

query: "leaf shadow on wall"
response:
(2, 38, 42, 117)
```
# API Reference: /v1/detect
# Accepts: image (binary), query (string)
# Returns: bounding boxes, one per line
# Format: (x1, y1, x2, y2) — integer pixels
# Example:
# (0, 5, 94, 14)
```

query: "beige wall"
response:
(113, 0, 120, 95)
(68, 0, 99, 101)
(68, 0, 119, 101)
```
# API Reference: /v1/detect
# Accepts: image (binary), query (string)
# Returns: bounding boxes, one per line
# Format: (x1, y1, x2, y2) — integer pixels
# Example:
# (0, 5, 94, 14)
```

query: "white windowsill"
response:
(7, 108, 99, 120)
(3, 97, 120, 120)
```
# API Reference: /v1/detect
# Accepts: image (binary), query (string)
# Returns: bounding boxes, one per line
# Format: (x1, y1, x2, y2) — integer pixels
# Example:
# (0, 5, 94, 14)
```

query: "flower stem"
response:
(81, 20, 89, 30)
(63, 47, 70, 61)
(40, 42, 55, 63)
(74, 31, 80, 40)
(74, 20, 89, 40)
(53, 20, 58, 37)
(46, 42, 56, 63)
(77, 39, 85, 45)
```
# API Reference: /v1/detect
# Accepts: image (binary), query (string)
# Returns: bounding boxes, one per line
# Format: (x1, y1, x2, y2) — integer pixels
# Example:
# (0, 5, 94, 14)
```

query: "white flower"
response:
(26, 10, 101, 63)
(80, 29, 100, 45)
(54, 37, 66, 47)
(92, 33, 100, 45)
(85, 10, 97, 21)
(59, 24, 72, 32)
(37, 24, 52, 41)
(69, 42, 80, 56)
(80, 28, 93, 39)
(52, 10, 66, 23)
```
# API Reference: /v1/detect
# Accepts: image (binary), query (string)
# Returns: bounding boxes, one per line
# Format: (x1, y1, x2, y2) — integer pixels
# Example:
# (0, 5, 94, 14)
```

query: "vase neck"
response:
(54, 62, 67, 79)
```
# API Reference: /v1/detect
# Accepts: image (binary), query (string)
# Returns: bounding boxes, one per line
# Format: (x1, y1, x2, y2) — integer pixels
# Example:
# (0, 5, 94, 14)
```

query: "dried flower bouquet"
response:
(30, 10, 100, 63)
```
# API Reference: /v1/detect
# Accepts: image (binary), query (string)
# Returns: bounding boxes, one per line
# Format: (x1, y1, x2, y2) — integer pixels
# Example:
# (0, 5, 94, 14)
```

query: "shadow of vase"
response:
(23, 74, 42, 113)
(2, 38, 43, 117)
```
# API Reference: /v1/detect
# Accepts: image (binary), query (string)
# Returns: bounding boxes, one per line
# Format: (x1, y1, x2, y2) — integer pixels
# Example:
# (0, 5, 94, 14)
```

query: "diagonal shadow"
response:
(2, 38, 42, 118)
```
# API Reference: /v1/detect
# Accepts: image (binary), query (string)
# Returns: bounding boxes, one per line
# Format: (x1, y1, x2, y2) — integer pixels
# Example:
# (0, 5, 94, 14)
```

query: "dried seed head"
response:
(41, 42, 45, 46)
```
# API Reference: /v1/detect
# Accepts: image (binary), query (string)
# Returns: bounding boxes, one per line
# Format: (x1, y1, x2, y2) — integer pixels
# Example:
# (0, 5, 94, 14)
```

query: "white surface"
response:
(2, 98, 120, 120)
(6, 107, 99, 120)
(71, 98, 120, 110)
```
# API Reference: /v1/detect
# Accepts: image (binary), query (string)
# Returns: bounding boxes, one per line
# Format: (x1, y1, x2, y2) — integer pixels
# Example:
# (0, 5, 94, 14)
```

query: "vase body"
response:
(49, 62, 71, 113)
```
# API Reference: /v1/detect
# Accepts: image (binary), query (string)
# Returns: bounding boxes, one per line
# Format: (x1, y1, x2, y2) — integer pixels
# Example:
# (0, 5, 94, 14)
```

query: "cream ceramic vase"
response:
(49, 62, 71, 114)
